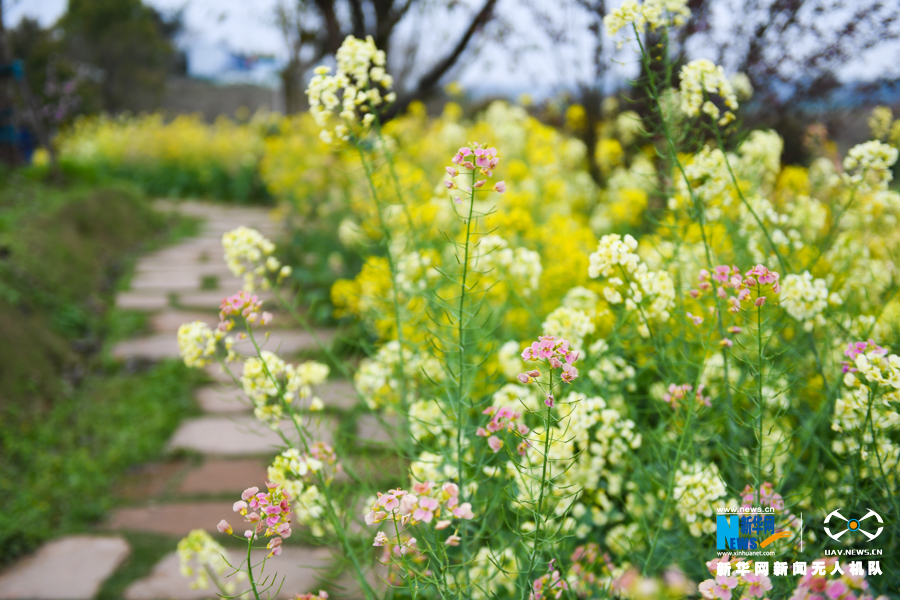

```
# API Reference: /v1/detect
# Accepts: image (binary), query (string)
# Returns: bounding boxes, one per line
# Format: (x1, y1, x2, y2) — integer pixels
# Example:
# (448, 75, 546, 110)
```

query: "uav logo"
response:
(716, 515, 791, 550)
(824, 509, 883, 542)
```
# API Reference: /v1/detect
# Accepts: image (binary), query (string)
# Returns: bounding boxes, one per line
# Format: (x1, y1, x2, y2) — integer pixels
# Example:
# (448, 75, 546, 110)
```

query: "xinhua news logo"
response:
(716, 514, 791, 551)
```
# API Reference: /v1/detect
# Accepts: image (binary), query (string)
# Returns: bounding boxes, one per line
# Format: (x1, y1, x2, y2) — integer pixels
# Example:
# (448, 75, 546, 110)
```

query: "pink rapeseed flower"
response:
(560, 363, 578, 383)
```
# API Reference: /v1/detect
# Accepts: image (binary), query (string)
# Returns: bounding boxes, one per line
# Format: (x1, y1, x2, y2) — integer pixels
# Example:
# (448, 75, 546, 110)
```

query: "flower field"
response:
(45, 7, 900, 600)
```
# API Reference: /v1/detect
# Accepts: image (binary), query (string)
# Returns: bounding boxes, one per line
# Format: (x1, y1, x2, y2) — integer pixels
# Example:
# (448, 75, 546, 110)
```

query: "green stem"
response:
(803, 177, 865, 272)
(632, 25, 735, 410)
(244, 322, 376, 600)
(455, 168, 477, 595)
(523, 369, 554, 595)
(756, 294, 764, 505)
(354, 143, 412, 420)
(246, 536, 262, 600)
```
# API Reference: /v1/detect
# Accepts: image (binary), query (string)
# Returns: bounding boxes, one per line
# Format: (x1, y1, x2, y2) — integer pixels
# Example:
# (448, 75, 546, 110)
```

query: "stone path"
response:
(0, 537, 130, 599)
(124, 548, 334, 600)
(0, 201, 369, 599)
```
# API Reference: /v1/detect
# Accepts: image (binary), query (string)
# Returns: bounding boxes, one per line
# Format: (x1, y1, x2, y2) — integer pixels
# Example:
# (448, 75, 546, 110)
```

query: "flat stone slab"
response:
(116, 292, 170, 311)
(177, 289, 272, 310)
(167, 415, 334, 456)
(178, 458, 270, 495)
(105, 502, 235, 537)
(125, 547, 331, 600)
(204, 361, 244, 384)
(136, 260, 231, 275)
(112, 334, 181, 361)
(132, 273, 246, 294)
(235, 330, 334, 356)
(111, 330, 320, 361)
(130, 269, 217, 292)
(118, 460, 189, 501)
(195, 385, 251, 413)
(356, 414, 398, 445)
(151, 310, 219, 334)
(316, 380, 359, 411)
(0, 536, 130, 599)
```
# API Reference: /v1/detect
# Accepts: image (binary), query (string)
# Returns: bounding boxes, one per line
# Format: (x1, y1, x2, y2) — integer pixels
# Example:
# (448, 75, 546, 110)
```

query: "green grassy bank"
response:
(0, 176, 202, 564)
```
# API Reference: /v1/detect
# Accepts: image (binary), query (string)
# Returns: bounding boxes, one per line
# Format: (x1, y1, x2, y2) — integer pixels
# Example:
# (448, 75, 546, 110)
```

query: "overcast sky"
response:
(7, 0, 900, 97)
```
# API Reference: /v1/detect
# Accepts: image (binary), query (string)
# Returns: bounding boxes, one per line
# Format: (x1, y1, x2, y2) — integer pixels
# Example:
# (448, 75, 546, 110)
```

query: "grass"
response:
(0, 360, 204, 563)
(0, 175, 206, 566)
(95, 532, 182, 600)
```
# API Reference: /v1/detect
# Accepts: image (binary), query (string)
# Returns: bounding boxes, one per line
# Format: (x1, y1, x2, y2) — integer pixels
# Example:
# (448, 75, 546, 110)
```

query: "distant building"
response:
(184, 41, 284, 88)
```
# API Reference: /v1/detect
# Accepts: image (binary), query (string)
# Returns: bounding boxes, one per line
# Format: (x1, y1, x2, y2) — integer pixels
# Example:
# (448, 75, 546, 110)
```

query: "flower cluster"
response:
(689, 264, 780, 343)
(673, 461, 728, 536)
(588, 233, 641, 278)
(177, 321, 229, 368)
(445, 143, 506, 198)
(530, 566, 569, 600)
(700, 555, 773, 600)
(662, 383, 711, 409)
(679, 59, 739, 126)
(841, 140, 899, 191)
(295, 592, 329, 600)
(740, 482, 784, 510)
(519, 335, 580, 404)
(832, 384, 900, 479)
(241, 351, 330, 423)
(177, 529, 245, 592)
(266, 450, 331, 537)
(366, 482, 474, 545)
(477, 405, 530, 455)
(780, 271, 840, 331)
(395, 250, 441, 295)
(790, 557, 884, 600)
(587, 341, 638, 392)
(472, 235, 542, 295)
(555, 394, 642, 510)
(589, 234, 675, 337)
(569, 543, 615, 595)
(306, 36, 395, 143)
(603, 0, 691, 38)
(222, 226, 290, 292)
(227, 483, 293, 557)
(541, 306, 596, 352)
(354, 341, 444, 410)
(843, 339, 900, 389)
(869, 106, 894, 140)
(739, 130, 784, 187)
(219, 290, 272, 329)
(271, 444, 341, 486)
(670, 147, 734, 217)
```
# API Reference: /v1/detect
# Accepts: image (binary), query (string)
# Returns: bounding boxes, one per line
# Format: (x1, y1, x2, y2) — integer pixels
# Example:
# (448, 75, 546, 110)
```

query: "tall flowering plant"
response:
(172, 22, 900, 600)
